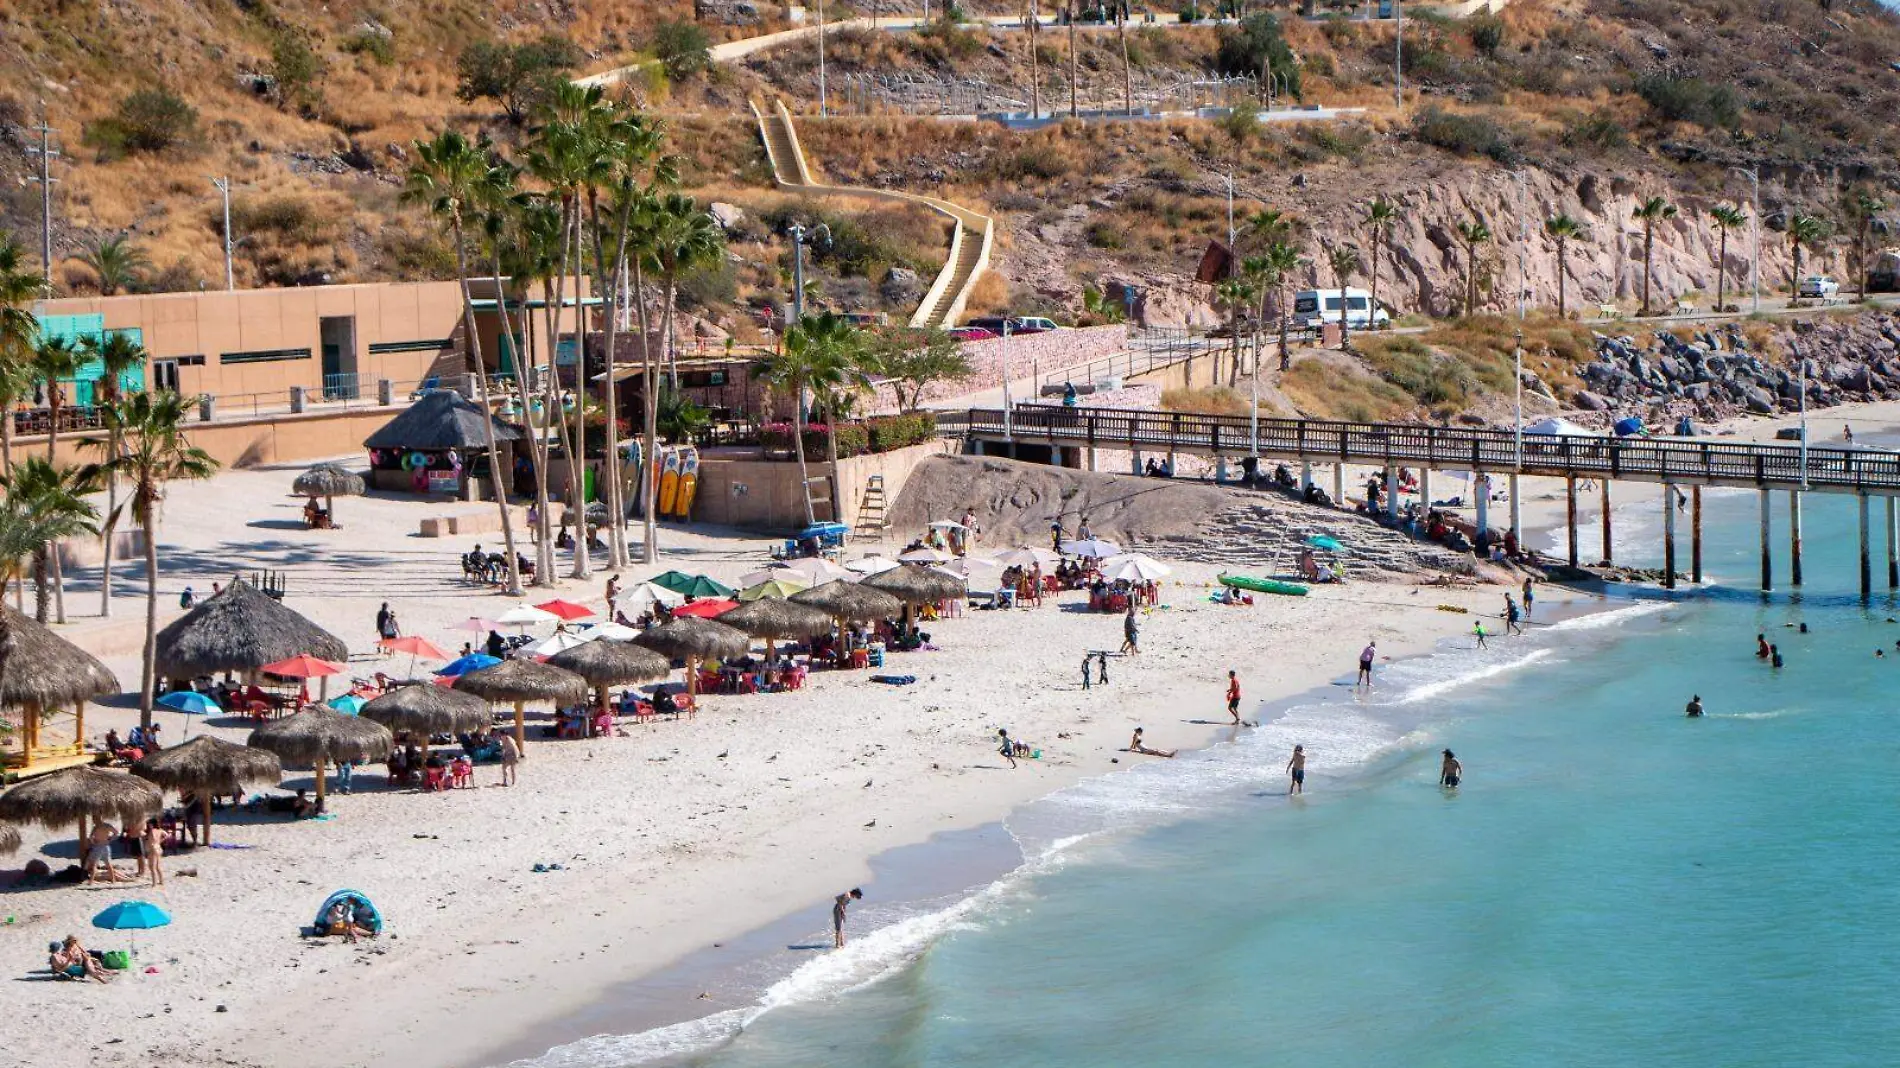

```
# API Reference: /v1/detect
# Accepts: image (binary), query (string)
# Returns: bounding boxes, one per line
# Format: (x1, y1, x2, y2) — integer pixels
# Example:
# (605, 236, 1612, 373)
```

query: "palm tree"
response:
(401, 130, 524, 596)
(30, 335, 82, 461)
(1632, 196, 1677, 316)
(1327, 245, 1358, 350)
(1116, 0, 1134, 116)
(1543, 214, 1585, 320)
(1787, 213, 1831, 300)
(0, 232, 39, 480)
(1214, 274, 1256, 385)
(1263, 241, 1302, 371)
(1363, 197, 1399, 330)
(1240, 255, 1274, 378)
(77, 234, 151, 297)
(648, 193, 725, 391)
(1455, 220, 1492, 317)
(622, 187, 667, 565)
(758, 317, 838, 528)
(494, 192, 567, 583)
(0, 457, 97, 622)
(86, 393, 217, 730)
(1847, 189, 1884, 301)
(78, 331, 147, 618)
(1028, 0, 1042, 120)
(1068, 0, 1080, 118)
(1707, 204, 1747, 314)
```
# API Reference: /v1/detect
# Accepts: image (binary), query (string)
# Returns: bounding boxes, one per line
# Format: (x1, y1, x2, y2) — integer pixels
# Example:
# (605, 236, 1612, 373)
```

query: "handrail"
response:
(951, 405, 1900, 494)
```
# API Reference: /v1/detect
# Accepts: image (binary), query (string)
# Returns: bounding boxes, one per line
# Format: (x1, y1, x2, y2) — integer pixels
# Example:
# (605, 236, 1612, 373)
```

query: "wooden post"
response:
(1691, 486, 1703, 584)
(1789, 490, 1804, 587)
(314, 760, 327, 806)
(1384, 466, 1398, 519)
(1508, 473, 1522, 541)
(1132, 448, 1143, 475)
(1566, 476, 1579, 568)
(1888, 496, 1899, 589)
(1599, 480, 1613, 565)
(1759, 487, 1772, 592)
(1860, 493, 1872, 601)
(1662, 481, 1677, 589)
(73, 700, 84, 755)
(513, 699, 527, 751)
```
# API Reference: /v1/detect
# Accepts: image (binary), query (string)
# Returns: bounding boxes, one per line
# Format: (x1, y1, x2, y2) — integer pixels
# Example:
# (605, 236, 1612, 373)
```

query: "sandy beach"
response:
(16, 393, 1895, 1068)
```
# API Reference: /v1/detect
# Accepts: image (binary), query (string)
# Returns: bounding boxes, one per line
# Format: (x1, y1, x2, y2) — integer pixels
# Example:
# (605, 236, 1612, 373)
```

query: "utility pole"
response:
(1393, 0, 1403, 111)
(1732, 165, 1761, 314)
(1002, 320, 1015, 443)
(25, 102, 60, 291)
(788, 223, 808, 324)
(211, 177, 236, 291)
(817, 0, 829, 118)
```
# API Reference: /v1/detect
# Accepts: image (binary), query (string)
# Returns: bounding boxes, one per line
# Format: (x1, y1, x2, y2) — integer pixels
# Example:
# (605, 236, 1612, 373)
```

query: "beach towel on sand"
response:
(870, 675, 917, 686)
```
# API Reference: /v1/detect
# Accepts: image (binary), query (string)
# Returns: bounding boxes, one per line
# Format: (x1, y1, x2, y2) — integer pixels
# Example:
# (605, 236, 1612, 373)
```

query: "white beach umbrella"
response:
(528, 630, 596, 657)
(620, 581, 685, 614)
(845, 554, 902, 576)
(584, 622, 643, 641)
(898, 547, 954, 564)
(928, 520, 968, 531)
(496, 603, 559, 627)
(1060, 538, 1123, 559)
(996, 546, 1060, 568)
(1099, 553, 1173, 582)
(775, 557, 851, 584)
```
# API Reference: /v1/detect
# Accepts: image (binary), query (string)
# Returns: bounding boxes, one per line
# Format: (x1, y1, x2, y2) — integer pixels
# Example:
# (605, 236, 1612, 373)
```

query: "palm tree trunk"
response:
(1118, 10, 1132, 116)
(585, 192, 631, 570)
(100, 431, 120, 619)
(1337, 265, 1350, 352)
(1068, 2, 1079, 119)
(822, 391, 843, 524)
(451, 218, 523, 596)
(140, 503, 159, 732)
(1029, 7, 1041, 120)
(1641, 223, 1653, 315)
(632, 257, 661, 565)
(1860, 220, 1870, 301)
(792, 376, 817, 527)
(1716, 230, 1728, 314)
(1277, 282, 1291, 371)
(45, 392, 65, 623)
(542, 204, 582, 585)
(31, 546, 48, 622)
(567, 208, 593, 581)
(1369, 229, 1381, 331)
(663, 276, 682, 390)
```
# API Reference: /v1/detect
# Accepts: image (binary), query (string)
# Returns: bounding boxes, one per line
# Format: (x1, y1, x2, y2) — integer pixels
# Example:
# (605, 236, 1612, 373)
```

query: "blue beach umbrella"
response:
(1306, 535, 1345, 553)
(157, 691, 220, 716)
(93, 899, 172, 955)
(326, 694, 366, 715)
(434, 653, 501, 678)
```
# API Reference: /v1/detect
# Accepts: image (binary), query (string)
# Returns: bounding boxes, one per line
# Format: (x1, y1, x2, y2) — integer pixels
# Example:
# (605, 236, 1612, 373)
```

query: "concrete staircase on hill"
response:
(750, 98, 993, 330)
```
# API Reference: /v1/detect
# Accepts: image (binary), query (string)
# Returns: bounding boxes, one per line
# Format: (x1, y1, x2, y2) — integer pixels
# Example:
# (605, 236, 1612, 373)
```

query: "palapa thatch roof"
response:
(452, 659, 588, 705)
(131, 735, 282, 796)
(545, 641, 672, 687)
(363, 389, 523, 452)
(0, 606, 118, 711)
(633, 617, 751, 661)
(155, 580, 348, 679)
(0, 767, 162, 830)
(360, 683, 494, 735)
(861, 564, 966, 605)
(292, 464, 367, 499)
(247, 708, 394, 767)
(791, 581, 904, 623)
(0, 823, 19, 855)
(717, 598, 835, 640)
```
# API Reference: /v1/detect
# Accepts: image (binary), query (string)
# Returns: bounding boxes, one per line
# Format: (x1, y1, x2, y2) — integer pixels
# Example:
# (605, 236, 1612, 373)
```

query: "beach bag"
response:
(100, 950, 132, 971)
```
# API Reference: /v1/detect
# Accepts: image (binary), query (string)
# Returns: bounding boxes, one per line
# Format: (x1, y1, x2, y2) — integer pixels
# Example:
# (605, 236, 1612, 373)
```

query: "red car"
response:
(949, 326, 998, 341)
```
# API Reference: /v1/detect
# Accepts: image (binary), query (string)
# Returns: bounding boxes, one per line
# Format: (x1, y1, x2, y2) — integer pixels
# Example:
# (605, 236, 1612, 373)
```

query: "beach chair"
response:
(423, 765, 450, 792)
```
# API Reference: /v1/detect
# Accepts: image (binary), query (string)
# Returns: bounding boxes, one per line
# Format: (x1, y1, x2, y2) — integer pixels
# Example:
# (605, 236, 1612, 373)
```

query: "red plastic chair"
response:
(423, 766, 449, 792)
(449, 759, 473, 788)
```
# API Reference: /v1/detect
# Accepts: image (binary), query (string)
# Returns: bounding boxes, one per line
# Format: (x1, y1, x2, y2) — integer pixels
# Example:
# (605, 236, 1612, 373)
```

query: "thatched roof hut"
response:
(453, 660, 588, 750)
(247, 709, 393, 802)
(791, 581, 904, 623)
(0, 767, 161, 834)
(131, 736, 283, 844)
(719, 599, 834, 640)
(360, 684, 493, 738)
(546, 641, 672, 715)
(633, 617, 751, 662)
(363, 389, 523, 451)
(155, 580, 348, 680)
(861, 564, 966, 605)
(291, 464, 366, 500)
(0, 606, 118, 712)
(0, 822, 18, 855)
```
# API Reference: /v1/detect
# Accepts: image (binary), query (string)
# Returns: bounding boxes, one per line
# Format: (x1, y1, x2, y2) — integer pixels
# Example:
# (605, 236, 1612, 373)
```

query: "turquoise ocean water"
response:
(513, 463, 1900, 1068)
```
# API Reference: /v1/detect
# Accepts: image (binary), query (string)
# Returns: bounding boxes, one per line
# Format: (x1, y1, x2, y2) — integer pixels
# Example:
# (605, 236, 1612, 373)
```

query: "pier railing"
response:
(951, 406, 1900, 495)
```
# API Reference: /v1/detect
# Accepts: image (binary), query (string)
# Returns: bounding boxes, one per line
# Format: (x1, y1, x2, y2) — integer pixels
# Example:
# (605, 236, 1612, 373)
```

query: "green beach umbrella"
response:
(1306, 535, 1345, 553)
(649, 571, 736, 598)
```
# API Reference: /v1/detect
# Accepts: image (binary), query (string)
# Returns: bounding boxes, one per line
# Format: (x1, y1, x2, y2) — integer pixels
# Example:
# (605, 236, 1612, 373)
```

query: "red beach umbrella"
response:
(534, 599, 596, 622)
(672, 599, 738, 619)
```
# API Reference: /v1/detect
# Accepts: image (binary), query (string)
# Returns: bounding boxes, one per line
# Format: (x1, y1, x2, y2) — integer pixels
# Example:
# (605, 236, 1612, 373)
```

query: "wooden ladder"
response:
(854, 475, 889, 539)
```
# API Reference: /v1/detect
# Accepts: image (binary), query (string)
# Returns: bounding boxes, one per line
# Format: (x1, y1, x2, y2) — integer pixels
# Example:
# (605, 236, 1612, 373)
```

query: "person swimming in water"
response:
(1757, 634, 1771, 659)
(1770, 644, 1784, 668)
(1685, 695, 1704, 718)
(1286, 745, 1307, 794)
(1439, 749, 1462, 788)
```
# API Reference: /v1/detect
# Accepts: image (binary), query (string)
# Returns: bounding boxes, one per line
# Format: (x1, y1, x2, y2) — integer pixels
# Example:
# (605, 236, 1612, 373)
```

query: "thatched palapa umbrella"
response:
(633, 618, 750, 702)
(360, 684, 493, 756)
(718, 598, 835, 661)
(0, 606, 118, 766)
(247, 708, 393, 805)
(292, 464, 366, 523)
(0, 766, 162, 852)
(791, 581, 904, 660)
(453, 660, 587, 751)
(156, 580, 348, 686)
(131, 735, 282, 844)
(0, 822, 18, 855)
(862, 564, 967, 636)
(546, 642, 671, 719)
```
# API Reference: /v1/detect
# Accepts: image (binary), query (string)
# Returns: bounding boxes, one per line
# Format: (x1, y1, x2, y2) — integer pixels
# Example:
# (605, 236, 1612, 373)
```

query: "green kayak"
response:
(1219, 573, 1309, 597)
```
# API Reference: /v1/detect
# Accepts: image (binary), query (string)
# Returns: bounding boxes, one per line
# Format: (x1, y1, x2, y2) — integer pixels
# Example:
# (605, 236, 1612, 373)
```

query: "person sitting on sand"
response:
(1127, 728, 1176, 758)
(325, 900, 376, 944)
(50, 936, 113, 983)
(292, 789, 320, 819)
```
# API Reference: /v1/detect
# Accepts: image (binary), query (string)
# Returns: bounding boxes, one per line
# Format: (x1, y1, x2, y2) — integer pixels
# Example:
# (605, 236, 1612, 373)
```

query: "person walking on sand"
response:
(1051, 519, 1064, 551)
(1120, 606, 1140, 654)
(998, 729, 1019, 769)
(1686, 694, 1704, 718)
(1081, 653, 1094, 690)
(1287, 745, 1307, 795)
(833, 888, 863, 948)
(140, 818, 165, 887)
(1440, 749, 1463, 788)
(1505, 596, 1523, 636)
(1522, 577, 1534, 619)
(1226, 670, 1242, 725)
(1358, 641, 1377, 687)
(1097, 651, 1110, 685)
(1473, 620, 1489, 649)
(498, 732, 520, 786)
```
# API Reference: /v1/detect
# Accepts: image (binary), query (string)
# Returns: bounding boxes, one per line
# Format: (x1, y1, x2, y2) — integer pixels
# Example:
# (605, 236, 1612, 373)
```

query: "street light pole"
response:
(1002, 320, 1015, 443)
(1795, 340, 1809, 489)
(1393, 0, 1403, 111)
(25, 102, 60, 291)
(1732, 165, 1761, 314)
(818, 0, 829, 118)
(1513, 328, 1524, 471)
(211, 177, 235, 291)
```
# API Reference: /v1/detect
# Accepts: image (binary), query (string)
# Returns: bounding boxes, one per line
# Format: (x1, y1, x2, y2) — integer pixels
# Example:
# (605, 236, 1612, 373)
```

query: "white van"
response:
(1292, 288, 1389, 330)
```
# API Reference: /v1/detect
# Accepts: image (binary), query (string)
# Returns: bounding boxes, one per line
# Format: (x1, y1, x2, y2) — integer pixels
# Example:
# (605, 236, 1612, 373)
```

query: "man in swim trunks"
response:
(1505, 595, 1523, 636)
(1440, 749, 1462, 788)
(1226, 670, 1241, 725)
(1757, 634, 1771, 659)
(1685, 695, 1704, 718)
(1286, 745, 1306, 794)
(833, 888, 863, 948)
(1358, 642, 1377, 687)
